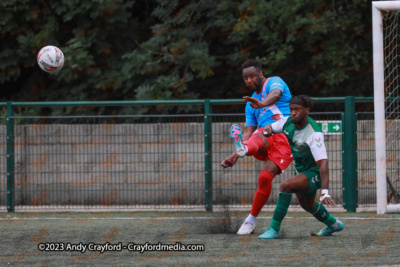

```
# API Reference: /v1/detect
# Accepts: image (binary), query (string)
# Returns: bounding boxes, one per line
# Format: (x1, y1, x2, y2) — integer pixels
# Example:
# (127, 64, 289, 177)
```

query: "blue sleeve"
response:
(273, 77, 292, 102)
(245, 103, 257, 127)
(268, 77, 286, 92)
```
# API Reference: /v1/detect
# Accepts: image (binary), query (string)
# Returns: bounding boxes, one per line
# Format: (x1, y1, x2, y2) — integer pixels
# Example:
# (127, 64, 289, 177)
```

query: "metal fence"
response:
(0, 117, 7, 210)
(0, 97, 387, 212)
(11, 114, 206, 210)
(211, 112, 344, 209)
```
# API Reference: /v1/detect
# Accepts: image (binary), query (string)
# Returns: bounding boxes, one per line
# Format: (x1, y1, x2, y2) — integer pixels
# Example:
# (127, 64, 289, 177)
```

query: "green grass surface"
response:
(0, 211, 399, 266)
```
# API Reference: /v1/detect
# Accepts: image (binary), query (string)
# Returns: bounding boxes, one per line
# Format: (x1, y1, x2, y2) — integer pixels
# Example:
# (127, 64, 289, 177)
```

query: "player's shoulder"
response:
(307, 117, 322, 133)
(268, 76, 287, 87)
(267, 77, 291, 98)
(284, 116, 293, 124)
(282, 116, 293, 128)
(281, 117, 297, 136)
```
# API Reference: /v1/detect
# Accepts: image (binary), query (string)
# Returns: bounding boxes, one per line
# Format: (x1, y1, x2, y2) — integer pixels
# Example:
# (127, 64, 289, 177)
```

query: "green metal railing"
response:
(342, 97, 358, 212)
(6, 102, 14, 212)
(204, 100, 213, 211)
(0, 97, 381, 212)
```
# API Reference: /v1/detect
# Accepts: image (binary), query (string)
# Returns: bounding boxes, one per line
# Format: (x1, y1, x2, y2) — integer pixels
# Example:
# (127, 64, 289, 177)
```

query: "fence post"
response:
(6, 102, 14, 212)
(342, 96, 358, 212)
(204, 100, 213, 211)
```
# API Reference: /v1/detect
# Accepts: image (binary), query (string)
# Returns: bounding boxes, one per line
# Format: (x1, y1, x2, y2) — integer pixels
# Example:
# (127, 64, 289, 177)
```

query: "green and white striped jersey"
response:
(271, 116, 327, 173)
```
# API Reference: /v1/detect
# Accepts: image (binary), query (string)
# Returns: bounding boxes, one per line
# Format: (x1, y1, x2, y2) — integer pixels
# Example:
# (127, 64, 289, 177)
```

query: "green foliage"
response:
(226, 0, 372, 97)
(0, 0, 373, 114)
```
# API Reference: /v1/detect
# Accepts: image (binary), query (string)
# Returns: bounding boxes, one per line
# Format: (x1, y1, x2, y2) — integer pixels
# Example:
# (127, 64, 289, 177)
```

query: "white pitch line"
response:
(0, 216, 399, 220)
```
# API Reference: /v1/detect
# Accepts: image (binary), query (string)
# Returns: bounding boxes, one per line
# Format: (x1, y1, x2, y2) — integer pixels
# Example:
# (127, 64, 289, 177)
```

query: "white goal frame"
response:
(372, 1, 400, 214)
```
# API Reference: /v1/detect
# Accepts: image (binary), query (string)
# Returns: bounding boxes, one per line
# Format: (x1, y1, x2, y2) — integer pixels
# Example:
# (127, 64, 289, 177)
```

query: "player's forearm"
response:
(260, 90, 281, 107)
(261, 95, 280, 107)
(319, 162, 330, 190)
(228, 151, 239, 160)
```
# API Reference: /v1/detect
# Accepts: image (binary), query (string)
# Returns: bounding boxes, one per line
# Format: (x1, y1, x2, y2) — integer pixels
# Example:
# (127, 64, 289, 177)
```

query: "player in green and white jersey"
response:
(258, 95, 344, 239)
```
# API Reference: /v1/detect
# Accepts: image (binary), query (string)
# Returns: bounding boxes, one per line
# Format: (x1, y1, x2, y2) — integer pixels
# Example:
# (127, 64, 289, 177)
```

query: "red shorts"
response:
(250, 128, 293, 174)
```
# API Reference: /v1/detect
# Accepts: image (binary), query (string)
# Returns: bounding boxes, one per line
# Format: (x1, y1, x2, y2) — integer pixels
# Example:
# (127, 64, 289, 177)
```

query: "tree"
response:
(0, 0, 373, 114)
(1, 0, 156, 113)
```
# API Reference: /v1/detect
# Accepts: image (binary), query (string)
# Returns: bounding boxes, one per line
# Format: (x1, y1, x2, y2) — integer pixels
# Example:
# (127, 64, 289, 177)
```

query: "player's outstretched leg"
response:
(230, 124, 247, 157)
(309, 201, 344, 236)
(244, 134, 268, 156)
(238, 170, 274, 235)
(258, 192, 292, 239)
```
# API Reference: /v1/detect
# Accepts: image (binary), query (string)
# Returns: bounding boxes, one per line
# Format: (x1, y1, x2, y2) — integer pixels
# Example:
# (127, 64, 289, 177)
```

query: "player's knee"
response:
(258, 170, 274, 186)
(279, 181, 292, 193)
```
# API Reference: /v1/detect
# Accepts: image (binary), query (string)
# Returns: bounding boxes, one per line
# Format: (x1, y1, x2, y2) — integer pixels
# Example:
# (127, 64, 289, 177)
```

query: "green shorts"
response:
(295, 169, 321, 197)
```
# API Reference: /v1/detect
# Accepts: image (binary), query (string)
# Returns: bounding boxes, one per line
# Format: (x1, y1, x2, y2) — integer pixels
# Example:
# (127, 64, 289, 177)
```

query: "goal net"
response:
(373, 1, 400, 214)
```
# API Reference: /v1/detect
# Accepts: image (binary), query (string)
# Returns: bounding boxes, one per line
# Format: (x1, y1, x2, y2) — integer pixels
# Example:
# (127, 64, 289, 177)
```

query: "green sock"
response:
(270, 192, 292, 232)
(310, 201, 337, 227)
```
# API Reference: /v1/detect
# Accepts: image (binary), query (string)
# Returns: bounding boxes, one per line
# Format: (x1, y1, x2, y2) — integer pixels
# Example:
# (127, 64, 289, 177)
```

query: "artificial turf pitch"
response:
(0, 211, 399, 266)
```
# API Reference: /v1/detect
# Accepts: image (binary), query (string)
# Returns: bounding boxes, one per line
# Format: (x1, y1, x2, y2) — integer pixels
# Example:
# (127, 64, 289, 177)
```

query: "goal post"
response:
(372, 1, 400, 214)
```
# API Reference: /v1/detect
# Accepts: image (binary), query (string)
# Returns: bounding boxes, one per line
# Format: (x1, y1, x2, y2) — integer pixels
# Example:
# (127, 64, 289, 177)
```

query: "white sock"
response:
(331, 220, 339, 229)
(244, 214, 256, 224)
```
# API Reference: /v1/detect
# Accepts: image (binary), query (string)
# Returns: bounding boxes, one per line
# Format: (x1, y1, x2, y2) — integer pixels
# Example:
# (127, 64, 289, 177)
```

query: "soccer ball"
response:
(37, 45, 64, 73)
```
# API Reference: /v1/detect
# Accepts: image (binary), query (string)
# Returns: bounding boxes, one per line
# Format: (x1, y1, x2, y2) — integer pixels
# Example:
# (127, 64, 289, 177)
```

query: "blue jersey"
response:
(245, 76, 292, 128)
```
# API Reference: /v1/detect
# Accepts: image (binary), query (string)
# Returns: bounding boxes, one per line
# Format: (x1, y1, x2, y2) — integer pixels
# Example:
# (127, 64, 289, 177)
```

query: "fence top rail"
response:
(8, 100, 206, 106)
(210, 111, 344, 116)
(1, 97, 379, 107)
(210, 97, 368, 104)
(11, 114, 205, 119)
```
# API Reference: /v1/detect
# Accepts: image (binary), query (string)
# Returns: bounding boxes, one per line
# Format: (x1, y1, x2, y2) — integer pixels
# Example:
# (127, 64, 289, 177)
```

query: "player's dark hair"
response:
(288, 95, 313, 108)
(241, 59, 262, 71)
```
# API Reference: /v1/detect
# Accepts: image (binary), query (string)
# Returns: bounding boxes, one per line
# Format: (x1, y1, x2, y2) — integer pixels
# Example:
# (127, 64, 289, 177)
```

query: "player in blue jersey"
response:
(221, 59, 293, 235)
(258, 95, 344, 239)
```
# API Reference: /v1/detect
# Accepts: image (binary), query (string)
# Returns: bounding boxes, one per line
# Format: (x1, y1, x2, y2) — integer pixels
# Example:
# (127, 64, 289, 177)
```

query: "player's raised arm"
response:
(260, 88, 282, 106)
(243, 89, 282, 109)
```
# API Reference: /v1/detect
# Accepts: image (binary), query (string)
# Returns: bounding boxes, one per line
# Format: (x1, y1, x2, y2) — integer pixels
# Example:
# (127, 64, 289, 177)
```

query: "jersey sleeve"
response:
(269, 77, 286, 92)
(306, 132, 328, 161)
(271, 117, 288, 133)
(244, 103, 257, 127)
